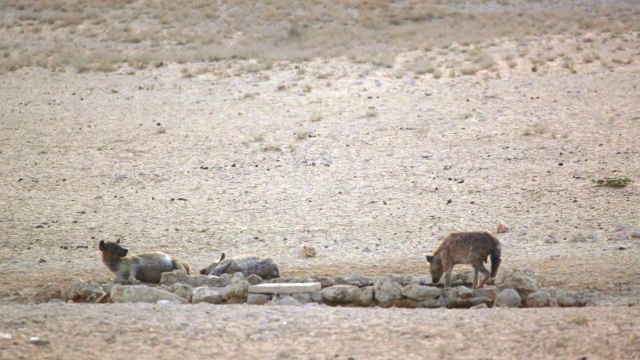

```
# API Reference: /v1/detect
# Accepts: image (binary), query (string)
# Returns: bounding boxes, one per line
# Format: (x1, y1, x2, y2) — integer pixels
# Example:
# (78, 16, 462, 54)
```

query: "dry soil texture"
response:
(1, 1, 640, 359)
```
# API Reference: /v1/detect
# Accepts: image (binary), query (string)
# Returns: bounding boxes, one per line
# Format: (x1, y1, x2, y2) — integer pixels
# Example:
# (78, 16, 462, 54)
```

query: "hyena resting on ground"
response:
(200, 253, 280, 280)
(426, 231, 502, 289)
(99, 240, 191, 284)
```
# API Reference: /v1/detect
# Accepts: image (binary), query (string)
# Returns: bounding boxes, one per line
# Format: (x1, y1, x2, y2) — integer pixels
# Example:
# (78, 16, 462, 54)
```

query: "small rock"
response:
(300, 245, 317, 258)
(518, 227, 529, 236)
(501, 269, 542, 304)
(245, 274, 263, 285)
(527, 289, 552, 308)
(387, 274, 418, 286)
(64, 278, 106, 303)
(170, 283, 193, 302)
(192, 287, 222, 304)
(185, 274, 226, 288)
(159, 270, 188, 286)
(0, 333, 11, 340)
(374, 277, 403, 303)
(292, 293, 311, 304)
(321, 285, 359, 303)
(276, 349, 291, 359)
(218, 273, 250, 303)
(38, 258, 47, 264)
(247, 294, 271, 305)
(270, 296, 301, 306)
(618, 245, 628, 250)
(401, 284, 442, 301)
(29, 337, 49, 346)
(630, 228, 640, 238)
(310, 291, 324, 303)
(496, 224, 509, 233)
(494, 289, 522, 308)
(335, 275, 371, 287)
(355, 286, 374, 307)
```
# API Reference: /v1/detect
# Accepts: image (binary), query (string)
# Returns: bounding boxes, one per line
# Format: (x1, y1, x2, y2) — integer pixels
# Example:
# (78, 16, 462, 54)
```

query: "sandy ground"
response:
(1, 1, 640, 359)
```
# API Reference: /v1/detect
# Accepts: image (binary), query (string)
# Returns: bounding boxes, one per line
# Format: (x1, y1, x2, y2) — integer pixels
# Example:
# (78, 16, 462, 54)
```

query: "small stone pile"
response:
(31, 268, 593, 308)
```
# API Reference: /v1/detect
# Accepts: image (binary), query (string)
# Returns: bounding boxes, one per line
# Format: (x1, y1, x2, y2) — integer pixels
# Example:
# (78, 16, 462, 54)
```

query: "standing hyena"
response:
(200, 253, 280, 280)
(99, 240, 191, 284)
(425, 231, 501, 289)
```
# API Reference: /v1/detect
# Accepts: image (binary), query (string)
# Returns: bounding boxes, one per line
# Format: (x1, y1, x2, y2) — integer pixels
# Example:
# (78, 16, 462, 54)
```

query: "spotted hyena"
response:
(99, 240, 191, 284)
(426, 231, 501, 289)
(200, 253, 279, 280)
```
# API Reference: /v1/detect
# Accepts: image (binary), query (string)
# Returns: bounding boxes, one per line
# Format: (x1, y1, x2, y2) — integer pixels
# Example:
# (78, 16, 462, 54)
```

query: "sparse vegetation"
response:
(0, 1, 637, 74)
(591, 177, 633, 187)
(523, 123, 548, 136)
(404, 59, 435, 75)
(365, 108, 378, 118)
(570, 316, 589, 326)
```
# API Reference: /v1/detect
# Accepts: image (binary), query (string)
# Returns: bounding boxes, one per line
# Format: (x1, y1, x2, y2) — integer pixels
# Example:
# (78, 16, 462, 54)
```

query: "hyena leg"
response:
(442, 258, 454, 288)
(474, 263, 491, 288)
(472, 270, 480, 289)
(128, 268, 141, 285)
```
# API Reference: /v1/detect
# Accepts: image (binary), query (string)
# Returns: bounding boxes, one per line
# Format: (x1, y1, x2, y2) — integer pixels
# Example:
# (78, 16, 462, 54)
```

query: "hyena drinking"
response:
(425, 231, 501, 289)
(200, 253, 280, 280)
(99, 240, 191, 284)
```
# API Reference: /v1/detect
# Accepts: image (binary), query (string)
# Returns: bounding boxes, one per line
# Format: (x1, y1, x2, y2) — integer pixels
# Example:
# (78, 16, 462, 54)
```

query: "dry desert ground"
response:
(1, 1, 639, 359)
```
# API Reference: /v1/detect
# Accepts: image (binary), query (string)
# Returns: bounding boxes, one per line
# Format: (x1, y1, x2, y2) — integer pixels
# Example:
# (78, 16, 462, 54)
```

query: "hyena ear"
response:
(426, 255, 434, 263)
(99, 240, 106, 251)
(116, 238, 121, 244)
(218, 252, 226, 262)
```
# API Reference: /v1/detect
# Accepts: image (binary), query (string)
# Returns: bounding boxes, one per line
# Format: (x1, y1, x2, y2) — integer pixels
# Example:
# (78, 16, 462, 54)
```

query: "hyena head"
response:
(200, 252, 225, 275)
(98, 240, 128, 258)
(425, 255, 444, 284)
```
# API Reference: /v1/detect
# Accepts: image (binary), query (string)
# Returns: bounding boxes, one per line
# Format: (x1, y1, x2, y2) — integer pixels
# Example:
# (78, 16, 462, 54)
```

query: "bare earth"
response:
(1, 1, 640, 359)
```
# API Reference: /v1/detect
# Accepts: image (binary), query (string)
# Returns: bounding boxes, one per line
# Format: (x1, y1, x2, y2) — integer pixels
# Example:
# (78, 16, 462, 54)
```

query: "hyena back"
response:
(200, 253, 280, 280)
(425, 231, 501, 289)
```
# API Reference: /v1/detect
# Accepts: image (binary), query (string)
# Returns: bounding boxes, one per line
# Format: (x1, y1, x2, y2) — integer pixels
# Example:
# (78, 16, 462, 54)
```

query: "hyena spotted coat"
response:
(426, 231, 501, 289)
(200, 253, 280, 280)
(99, 240, 191, 284)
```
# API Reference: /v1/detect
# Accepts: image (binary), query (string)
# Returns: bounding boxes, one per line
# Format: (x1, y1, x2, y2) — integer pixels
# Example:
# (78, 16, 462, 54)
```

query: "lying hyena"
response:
(426, 231, 501, 289)
(99, 240, 191, 284)
(200, 253, 280, 280)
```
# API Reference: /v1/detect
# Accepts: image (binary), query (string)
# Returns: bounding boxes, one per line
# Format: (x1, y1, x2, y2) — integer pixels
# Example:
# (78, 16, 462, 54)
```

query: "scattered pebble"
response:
(30, 337, 50, 346)
(496, 224, 509, 233)
(0, 333, 11, 340)
(299, 246, 317, 258)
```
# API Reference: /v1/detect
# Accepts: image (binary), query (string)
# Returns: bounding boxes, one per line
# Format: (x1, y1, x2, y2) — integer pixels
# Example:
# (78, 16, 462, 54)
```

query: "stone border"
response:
(31, 268, 594, 308)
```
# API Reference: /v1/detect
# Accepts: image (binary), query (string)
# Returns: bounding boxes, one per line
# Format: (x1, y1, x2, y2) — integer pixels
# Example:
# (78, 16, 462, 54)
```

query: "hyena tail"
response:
(490, 244, 501, 279)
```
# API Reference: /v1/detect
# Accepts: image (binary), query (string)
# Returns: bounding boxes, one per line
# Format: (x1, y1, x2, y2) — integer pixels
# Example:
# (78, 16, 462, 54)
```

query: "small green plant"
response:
(570, 316, 589, 325)
(591, 177, 633, 187)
